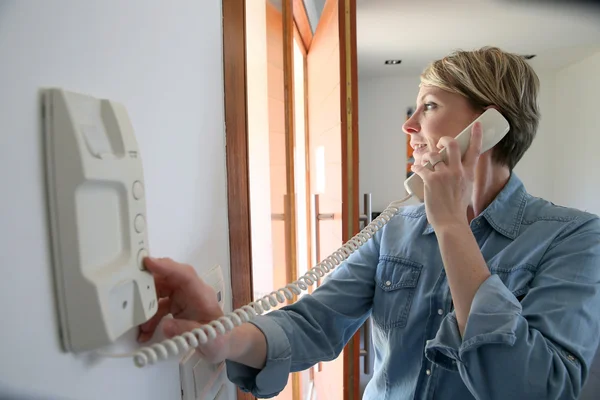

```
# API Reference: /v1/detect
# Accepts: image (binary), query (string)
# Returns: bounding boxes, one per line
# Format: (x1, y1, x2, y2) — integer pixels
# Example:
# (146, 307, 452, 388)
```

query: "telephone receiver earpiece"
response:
(403, 108, 510, 202)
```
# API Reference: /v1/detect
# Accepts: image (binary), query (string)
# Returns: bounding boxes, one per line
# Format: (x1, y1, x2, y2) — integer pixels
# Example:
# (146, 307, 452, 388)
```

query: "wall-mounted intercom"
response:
(42, 88, 158, 353)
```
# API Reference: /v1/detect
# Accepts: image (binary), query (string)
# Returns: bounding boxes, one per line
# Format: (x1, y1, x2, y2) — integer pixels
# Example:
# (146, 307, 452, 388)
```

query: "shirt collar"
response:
(422, 172, 527, 239)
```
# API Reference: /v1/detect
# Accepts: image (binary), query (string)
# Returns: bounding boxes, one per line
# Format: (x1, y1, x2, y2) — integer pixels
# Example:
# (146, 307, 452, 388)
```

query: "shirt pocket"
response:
(372, 256, 424, 329)
(488, 263, 536, 299)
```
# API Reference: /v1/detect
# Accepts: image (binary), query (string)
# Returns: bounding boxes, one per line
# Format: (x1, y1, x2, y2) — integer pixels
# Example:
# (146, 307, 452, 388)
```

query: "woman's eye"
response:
(424, 103, 437, 111)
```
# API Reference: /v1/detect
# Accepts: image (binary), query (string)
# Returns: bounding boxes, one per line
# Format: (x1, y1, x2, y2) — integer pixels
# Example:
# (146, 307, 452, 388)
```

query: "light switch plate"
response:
(202, 264, 225, 310)
(179, 264, 227, 399)
(180, 349, 225, 400)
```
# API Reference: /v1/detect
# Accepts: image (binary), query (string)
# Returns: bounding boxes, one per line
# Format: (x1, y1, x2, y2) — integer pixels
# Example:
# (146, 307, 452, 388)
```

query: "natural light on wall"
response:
(314, 146, 326, 195)
(245, 0, 274, 301)
(293, 37, 309, 291)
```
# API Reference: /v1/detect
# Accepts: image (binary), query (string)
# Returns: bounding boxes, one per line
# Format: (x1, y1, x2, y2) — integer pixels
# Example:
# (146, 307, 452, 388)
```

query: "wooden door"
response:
(225, 0, 299, 399)
(295, 0, 360, 399)
(223, 0, 359, 399)
(307, 1, 344, 399)
(245, 0, 299, 399)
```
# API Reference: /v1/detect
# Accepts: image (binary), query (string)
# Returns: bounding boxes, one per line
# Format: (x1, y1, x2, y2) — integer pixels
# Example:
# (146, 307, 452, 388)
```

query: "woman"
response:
(138, 47, 600, 399)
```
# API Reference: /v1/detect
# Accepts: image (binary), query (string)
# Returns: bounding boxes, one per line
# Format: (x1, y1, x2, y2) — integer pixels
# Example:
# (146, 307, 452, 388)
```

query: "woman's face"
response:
(403, 85, 481, 166)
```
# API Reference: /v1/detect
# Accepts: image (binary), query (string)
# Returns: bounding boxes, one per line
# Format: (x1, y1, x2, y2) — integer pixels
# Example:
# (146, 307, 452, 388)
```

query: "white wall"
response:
(552, 50, 600, 400)
(357, 68, 559, 212)
(511, 70, 556, 199)
(358, 76, 422, 211)
(0, 1, 234, 399)
(552, 51, 600, 215)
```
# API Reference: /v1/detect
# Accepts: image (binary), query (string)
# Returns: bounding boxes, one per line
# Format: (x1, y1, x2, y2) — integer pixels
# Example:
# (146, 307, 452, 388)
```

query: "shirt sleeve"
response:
(225, 224, 382, 398)
(425, 216, 600, 400)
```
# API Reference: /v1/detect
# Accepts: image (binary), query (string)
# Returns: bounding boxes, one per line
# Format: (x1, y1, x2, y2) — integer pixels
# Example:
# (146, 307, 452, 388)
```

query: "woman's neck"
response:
(467, 154, 510, 222)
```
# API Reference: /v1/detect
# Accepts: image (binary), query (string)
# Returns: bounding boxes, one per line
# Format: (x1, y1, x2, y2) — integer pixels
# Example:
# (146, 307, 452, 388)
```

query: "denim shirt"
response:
(226, 173, 600, 399)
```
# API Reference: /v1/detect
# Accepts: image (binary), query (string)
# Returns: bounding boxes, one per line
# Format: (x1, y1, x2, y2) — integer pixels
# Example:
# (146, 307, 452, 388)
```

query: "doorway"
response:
(222, 0, 361, 399)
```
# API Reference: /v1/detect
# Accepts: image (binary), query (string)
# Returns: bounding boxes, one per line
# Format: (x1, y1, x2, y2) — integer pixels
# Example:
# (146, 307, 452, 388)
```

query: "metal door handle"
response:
(313, 193, 335, 285)
(361, 317, 372, 375)
(271, 213, 285, 221)
(359, 193, 372, 225)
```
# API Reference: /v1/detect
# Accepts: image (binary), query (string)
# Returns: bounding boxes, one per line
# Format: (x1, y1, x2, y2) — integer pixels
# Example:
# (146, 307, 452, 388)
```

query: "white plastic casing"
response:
(404, 108, 510, 202)
(43, 87, 158, 353)
(201, 264, 225, 310)
(179, 264, 226, 400)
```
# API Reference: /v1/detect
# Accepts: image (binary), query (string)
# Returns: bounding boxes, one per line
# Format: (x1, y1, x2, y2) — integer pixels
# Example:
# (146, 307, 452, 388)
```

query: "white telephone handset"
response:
(404, 108, 510, 202)
(107, 109, 510, 368)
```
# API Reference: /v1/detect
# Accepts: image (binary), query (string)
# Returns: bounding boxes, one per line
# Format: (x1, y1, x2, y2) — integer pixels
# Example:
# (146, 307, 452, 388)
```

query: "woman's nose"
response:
(402, 114, 420, 135)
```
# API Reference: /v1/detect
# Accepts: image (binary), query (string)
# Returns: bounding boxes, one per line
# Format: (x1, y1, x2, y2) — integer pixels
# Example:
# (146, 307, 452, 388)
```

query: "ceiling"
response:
(269, 0, 326, 31)
(304, 0, 326, 33)
(356, 0, 600, 78)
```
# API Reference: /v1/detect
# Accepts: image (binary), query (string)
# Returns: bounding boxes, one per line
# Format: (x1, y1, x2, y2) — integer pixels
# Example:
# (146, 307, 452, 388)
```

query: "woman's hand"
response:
(137, 257, 230, 363)
(410, 122, 483, 230)
(411, 122, 489, 336)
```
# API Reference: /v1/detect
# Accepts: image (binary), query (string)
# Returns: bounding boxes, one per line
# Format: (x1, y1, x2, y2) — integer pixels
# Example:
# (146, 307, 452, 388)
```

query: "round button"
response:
(426, 369, 431, 376)
(437, 309, 444, 315)
(134, 214, 146, 233)
(385, 281, 392, 286)
(137, 248, 148, 270)
(132, 181, 144, 200)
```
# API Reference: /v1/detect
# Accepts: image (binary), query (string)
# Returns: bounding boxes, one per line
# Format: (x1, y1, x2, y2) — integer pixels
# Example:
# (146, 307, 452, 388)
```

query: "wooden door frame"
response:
(293, 16, 313, 300)
(222, 1, 359, 399)
(222, 2, 253, 399)
(338, 0, 361, 398)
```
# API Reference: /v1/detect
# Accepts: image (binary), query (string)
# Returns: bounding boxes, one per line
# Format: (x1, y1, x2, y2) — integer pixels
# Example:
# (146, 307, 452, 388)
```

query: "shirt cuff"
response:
(225, 315, 292, 398)
(425, 274, 522, 371)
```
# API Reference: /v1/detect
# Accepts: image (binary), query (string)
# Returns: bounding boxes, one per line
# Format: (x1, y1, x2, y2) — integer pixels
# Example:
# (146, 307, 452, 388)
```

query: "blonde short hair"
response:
(420, 46, 540, 170)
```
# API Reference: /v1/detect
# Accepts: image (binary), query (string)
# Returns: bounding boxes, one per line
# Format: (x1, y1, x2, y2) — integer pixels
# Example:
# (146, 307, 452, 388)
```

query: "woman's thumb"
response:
(163, 318, 200, 338)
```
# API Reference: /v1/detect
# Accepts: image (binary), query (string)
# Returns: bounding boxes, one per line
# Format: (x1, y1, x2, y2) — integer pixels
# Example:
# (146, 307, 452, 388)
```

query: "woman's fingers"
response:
(143, 257, 200, 291)
(162, 318, 202, 339)
(420, 151, 445, 170)
(463, 121, 483, 170)
(138, 297, 172, 343)
(436, 136, 461, 169)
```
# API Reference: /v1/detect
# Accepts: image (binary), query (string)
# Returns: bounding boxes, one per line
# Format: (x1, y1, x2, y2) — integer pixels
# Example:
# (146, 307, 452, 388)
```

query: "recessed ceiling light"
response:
(521, 54, 536, 60)
(384, 59, 402, 65)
